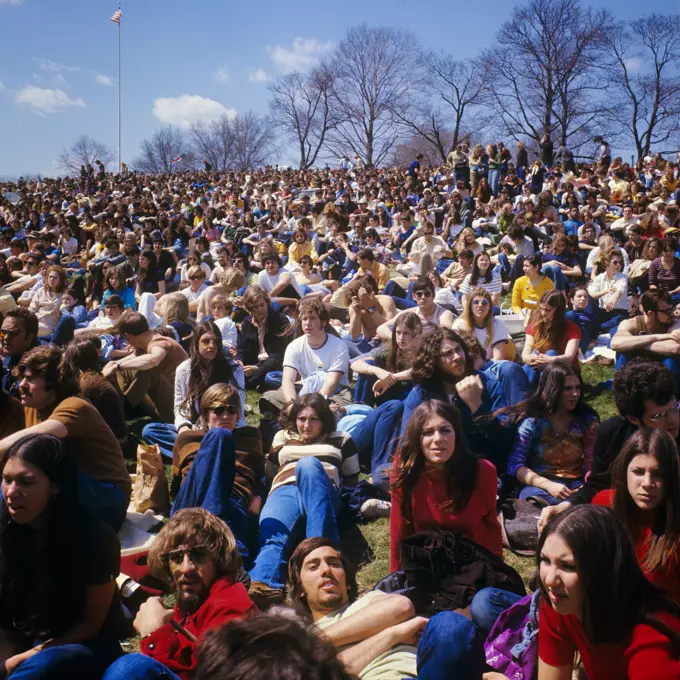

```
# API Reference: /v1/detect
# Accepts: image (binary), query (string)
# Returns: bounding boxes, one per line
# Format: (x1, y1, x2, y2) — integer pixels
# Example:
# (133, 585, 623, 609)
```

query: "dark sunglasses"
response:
(162, 545, 211, 568)
(414, 290, 433, 299)
(189, 276, 204, 281)
(210, 404, 239, 416)
(472, 298, 490, 306)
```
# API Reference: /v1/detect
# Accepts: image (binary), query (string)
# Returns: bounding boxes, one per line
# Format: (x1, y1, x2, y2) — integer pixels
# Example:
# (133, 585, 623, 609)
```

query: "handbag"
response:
(132, 443, 170, 514)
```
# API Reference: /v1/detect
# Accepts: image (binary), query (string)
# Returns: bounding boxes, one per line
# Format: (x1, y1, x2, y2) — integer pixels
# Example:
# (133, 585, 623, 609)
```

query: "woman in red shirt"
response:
(522, 289, 581, 386)
(592, 428, 680, 605)
(536, 505, 680, 680)
(389, 400, 502, 572)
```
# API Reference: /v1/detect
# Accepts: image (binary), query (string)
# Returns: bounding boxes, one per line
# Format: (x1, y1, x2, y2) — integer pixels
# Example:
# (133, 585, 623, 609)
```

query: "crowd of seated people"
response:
(1, 145, 680, 678)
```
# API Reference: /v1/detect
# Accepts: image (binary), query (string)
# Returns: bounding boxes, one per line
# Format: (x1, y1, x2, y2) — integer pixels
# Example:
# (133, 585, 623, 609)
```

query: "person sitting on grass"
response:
(344, 274, 396, 348)
(593, 428, 680, 605)
(288, 537, 485, 680)
(102, 508, 255, 680)
(248, 393, 359, 610)
(171, 383, 264, 567)
(505, 361, 599, 506)
(0, 434, 126, 679)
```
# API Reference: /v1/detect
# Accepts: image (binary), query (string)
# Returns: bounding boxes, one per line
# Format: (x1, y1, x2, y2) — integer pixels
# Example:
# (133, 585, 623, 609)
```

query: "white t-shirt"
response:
(180, 261, 212, 282)
(588, 272, 628, 311)
(180, 283, 208, 303)
(315, 591, 417, 680)
(257, 267, 302, 297)
(61, 237, 79, 255)
(453, 316, 510, 359)
(283, 332, 349, 386)
(214, 316, 238, 349)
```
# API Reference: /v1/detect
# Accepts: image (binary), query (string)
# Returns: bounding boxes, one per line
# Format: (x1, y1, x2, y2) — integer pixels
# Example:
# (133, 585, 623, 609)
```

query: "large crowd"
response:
(1, 138, 680, 679)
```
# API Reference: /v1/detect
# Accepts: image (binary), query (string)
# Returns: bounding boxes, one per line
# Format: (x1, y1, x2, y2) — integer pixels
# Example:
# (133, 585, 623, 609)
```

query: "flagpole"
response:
(117, 3, 121, 173)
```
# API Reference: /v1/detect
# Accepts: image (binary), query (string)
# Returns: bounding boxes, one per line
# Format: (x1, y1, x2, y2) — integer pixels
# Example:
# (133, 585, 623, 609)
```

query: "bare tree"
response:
(133, 126, 191, 174)
(394, 53, 492, 162)
(603, 14, 680, 162)
(268, 66, 337, 169)
(190, 115, 237, 172)
(58, 135, 115, 176)
(230, 112, 278, 171)
(325, 25, 418, 168)
(483, 0, 611, 148)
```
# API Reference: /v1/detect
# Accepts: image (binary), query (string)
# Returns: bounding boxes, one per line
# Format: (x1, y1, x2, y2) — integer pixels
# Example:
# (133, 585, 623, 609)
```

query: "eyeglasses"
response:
(209, 404, 239, 416)
(472, 299, 490, 307)
(162, 545, 211, 569)
(657, 306, 674, 316)
(647, 402, 680, 423)
(189, 276, 204, 281)
(0, 329, 23, 340)
(414, 291, 433, 299)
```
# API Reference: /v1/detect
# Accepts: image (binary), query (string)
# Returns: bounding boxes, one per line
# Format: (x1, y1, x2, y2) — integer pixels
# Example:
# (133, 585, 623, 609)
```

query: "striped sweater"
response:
(268, 430, 360, 492)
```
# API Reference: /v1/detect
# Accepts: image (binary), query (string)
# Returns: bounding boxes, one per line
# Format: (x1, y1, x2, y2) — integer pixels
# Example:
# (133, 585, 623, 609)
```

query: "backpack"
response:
(484, 590, 540, 680)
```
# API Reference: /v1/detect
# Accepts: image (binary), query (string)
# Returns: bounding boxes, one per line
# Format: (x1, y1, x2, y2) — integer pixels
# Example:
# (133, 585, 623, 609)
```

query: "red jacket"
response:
(140, 577, 255, 678)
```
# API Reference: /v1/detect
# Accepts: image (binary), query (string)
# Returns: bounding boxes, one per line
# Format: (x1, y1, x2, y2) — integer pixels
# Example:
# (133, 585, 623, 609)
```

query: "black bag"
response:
(375, 529, 525, 616)
(499, 499, 541, 557)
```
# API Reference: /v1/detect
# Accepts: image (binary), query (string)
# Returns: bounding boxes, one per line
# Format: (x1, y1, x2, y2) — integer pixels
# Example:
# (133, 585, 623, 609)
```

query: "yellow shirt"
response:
(511, 275, 554, 313)
(368, 261, 390, 291)
(287, 241, 318, 265)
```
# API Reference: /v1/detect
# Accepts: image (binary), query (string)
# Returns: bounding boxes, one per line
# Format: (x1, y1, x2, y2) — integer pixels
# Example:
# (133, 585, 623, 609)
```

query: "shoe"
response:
(249, 581, 286, 609)
(360, 498, 392, 519)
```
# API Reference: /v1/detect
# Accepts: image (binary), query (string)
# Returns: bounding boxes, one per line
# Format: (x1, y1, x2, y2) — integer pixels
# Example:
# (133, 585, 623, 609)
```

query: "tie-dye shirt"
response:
(507, 411, 599, 480)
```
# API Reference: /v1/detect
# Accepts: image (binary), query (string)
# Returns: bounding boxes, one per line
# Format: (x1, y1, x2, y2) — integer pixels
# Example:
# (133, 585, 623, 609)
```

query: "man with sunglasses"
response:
(4, 252, 44, 297)
(104, 508, 255, 680)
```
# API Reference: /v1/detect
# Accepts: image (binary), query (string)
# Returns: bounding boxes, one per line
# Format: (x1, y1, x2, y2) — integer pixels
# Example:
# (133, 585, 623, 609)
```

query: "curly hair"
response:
(148, 508, 241, 584)
(614, 359, 677, 420)
(392, 400, 479, 519)
(411, 327, 473, 382)
(16, 345, 79, 402)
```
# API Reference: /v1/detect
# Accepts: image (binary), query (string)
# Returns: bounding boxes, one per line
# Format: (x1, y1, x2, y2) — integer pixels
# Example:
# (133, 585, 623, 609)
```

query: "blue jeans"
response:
(352, 399, 404, 494)
(103, 653, 181, 680)
(522, 349, 558, 387)
(250, 457, 341, 589)
(417, 610, 485, 680)
(497, 252, 524, 285)
(616, 352, 680, 384)
(12, 638, 122, 679)
(541, 264, 567, 291)
(264, 370, 283, 390)
(142, 422, 178, 459)
(598, 308, 627, 335)
(77, 470, 128, 532)
(172, 428, 251, 564)
(482, 360, 532, 407)
(519, 475, 584, 506)
(488, 169, 500, 197)
(470, 587, 524, 633)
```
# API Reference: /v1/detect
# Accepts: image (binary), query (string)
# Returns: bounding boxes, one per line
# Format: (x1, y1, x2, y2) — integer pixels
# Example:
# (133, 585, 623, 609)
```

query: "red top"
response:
(593, 489, 680, 605)
(539, 598, 680, 679)
(526, 319, 581, 367)
(389, 458, 502, 572)
(140, 577, 255, 679)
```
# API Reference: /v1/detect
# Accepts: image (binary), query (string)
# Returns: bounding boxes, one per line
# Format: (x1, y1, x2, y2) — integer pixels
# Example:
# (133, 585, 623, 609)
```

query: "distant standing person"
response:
(540, 134, 554, 168)
(408, 154, 424, 179)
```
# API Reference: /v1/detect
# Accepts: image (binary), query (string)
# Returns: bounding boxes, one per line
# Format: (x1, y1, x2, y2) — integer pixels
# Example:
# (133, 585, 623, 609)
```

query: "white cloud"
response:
(54, 74, 67, 86)
(248, 68, 270, 84)
(624, 57, 643, 72)
(94, 72, 115, 87)
(152, 94, 236, 129)
(15, 86, 86, 114)
(213, 65, 231, 84)
(0, 0, 24, 5)
(267, 37, 333, 73)
(32, 58, 80, 73)
(0, 81, 5, 91)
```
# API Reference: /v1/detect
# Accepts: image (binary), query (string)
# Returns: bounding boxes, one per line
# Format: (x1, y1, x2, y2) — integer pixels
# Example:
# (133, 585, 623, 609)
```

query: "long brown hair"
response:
(391, 400, 479, 521)
(611, 428, 680, 573)
(386, 312, 422, 373)
(461, 287, 494, 351)
(529, 289, 567, 353)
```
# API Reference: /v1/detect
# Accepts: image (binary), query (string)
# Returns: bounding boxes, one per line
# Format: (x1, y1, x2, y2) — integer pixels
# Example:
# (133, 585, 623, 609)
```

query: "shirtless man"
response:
(345, 276, 396, 342)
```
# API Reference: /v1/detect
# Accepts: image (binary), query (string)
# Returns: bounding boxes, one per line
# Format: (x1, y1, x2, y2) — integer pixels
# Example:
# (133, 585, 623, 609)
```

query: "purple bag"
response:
(484, 590, 540, 680)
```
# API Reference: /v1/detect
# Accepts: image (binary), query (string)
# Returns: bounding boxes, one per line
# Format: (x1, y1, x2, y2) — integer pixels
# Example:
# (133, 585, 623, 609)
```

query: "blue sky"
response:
(0, 0, 678, 178)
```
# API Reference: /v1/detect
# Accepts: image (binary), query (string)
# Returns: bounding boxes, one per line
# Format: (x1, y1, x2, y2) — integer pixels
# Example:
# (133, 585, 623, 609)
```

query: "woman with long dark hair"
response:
(135, 249, 166, 300)
(101, 266, 136, 310)
(0, 434, 124, 676)
(536, 505, 680, 678)
(248, 393, 359, 609)
(459, 252, 502, 308)
(142, 320, 245, 459)
(593, 428, 680, 605)
(522, 289, 581, 385)
(506, 361, 599, 506)
(390, 400, 501, 571)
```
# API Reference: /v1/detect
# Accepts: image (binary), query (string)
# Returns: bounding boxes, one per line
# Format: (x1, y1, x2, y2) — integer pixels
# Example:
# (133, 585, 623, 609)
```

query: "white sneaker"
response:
(360, 498, 392, 519)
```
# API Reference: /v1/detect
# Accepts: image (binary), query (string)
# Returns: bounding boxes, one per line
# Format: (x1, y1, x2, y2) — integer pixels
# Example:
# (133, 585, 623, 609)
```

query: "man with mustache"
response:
(288, 538, 484, 680)
(103, 508, 255, 680)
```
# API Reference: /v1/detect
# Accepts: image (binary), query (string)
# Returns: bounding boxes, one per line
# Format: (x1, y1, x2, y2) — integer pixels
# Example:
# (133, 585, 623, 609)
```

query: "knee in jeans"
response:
(381, 400, 404, 419)
(295, 456, 325, 477)
(423, 610, 475, 646)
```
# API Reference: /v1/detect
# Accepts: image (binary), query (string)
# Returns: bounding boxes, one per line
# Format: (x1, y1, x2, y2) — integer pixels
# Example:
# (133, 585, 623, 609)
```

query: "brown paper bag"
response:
(132, 443, 170, 514)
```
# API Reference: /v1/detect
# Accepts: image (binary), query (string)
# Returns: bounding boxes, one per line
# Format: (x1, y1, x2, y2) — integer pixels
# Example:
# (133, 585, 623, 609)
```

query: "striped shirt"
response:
(268, 430, 359, 492)
(459, 270, 502, 297)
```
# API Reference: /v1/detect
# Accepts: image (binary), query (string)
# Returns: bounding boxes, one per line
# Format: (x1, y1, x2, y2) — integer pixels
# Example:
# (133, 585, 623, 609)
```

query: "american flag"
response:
(110, 8, 122, 23)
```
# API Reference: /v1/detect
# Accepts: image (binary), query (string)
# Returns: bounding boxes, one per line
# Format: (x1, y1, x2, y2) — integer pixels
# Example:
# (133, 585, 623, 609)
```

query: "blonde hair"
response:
(199, 382, 241, 427)
(187, 264, 205, 280)
(461, 287, 494, 350)
(219, 267, 245, 291)
(163, 292, 194, 327)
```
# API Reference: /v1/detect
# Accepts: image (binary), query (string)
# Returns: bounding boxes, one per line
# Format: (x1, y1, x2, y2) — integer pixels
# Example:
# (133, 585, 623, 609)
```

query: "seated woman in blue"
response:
(101, 267, 137, 311)
(506, 361, 599, 506)
(401, 327, 519, 471)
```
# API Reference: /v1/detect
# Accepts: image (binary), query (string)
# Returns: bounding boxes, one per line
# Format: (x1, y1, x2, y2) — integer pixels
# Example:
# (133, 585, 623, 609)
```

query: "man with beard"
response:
(287, 538, 484, 680)
(104, 508, 255, 680)
(611, 290, 680, 374)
